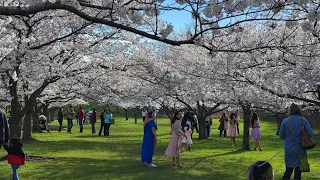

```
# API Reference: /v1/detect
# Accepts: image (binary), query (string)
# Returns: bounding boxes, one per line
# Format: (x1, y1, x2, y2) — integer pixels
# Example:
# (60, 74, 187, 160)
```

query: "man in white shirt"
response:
(142, 110, 146, 122)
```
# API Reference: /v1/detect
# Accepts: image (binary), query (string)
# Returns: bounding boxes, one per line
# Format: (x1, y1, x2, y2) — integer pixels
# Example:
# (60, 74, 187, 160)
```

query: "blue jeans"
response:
(12, 164, 20, 180)
(67, 118, 73, 133)
(206, 124, 211, 137)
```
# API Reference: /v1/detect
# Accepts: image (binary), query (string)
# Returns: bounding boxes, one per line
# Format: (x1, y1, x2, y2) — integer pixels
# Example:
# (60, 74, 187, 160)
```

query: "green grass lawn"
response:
(0, 118, 319, 180)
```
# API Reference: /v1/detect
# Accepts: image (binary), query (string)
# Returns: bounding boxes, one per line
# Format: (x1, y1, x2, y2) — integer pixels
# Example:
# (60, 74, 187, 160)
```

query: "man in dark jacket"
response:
(90, 108, 97, 134)
(0, 104, 9, 148)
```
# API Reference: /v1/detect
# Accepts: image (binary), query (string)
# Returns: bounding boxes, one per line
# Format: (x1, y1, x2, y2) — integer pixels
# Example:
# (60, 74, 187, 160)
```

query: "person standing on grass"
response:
(142, 109, 146, 122)
(181, 124, 192, 152)
(165, 110, 185, 167)
(181, 112, 195, 135)
(58, 108, 64, 132)
(205, 116, 212, 138)
(77, 107, 85, 133)
(98, 108, 106, 136)
(0, 103, 9, 150)
(279, 103, 314, 180)
(227, 113, 238, 147)
(141, 112, 158, 168)
(3, 137, 26, 180)
(250, 112, 262, 151)
(103, 109, 113, 137)
(67, 105, 75, 133)
(90, 108, 97, 134)
(235, 113, 240, 135)
(218, 112, 228, 138)
(192, 112, 199, 136)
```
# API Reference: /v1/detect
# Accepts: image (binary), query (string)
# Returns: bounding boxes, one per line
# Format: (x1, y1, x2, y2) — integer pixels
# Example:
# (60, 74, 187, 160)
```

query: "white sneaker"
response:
(148, 163, 157, 168)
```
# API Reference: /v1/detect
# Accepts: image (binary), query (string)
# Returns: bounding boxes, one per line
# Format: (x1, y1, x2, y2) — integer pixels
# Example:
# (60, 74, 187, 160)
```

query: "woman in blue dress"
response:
(141, 112, 158, 168)
(279, 103, 314, 180)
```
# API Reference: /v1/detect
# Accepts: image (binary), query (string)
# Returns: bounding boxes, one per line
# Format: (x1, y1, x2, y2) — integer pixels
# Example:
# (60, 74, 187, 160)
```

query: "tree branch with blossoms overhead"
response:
(0, 0, 317, 48)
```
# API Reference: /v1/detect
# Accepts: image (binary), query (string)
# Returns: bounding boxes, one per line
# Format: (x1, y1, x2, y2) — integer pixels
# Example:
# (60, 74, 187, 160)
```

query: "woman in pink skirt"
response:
(227, 113, 238, 147)
(164, 110, 184, 167)
(250, 112, 262, 151)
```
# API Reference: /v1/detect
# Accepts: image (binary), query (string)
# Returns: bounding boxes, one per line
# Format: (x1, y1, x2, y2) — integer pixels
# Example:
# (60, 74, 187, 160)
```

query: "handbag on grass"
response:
(300, 118, 316, 150)
(300, 154, 310, 172)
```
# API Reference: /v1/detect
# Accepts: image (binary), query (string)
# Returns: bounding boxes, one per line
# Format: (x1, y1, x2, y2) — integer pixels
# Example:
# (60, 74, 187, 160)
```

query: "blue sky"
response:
(158, 0, 193, 32)
(160, 10, 192, 32)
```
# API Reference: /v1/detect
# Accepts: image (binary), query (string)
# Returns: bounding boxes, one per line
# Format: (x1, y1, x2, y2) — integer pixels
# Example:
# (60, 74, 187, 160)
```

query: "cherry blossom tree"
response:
(0, 10, 130, 139)
(0, 0, 318, 48)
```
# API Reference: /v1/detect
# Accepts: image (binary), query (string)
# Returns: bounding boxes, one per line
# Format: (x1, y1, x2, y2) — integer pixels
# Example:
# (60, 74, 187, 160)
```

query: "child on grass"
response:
(181, 124, 192, 152)
(3, 137, 26, 180)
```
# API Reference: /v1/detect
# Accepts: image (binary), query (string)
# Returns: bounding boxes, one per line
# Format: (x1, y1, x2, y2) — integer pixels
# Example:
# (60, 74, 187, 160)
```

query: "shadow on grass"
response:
(9, 156, 237, 180)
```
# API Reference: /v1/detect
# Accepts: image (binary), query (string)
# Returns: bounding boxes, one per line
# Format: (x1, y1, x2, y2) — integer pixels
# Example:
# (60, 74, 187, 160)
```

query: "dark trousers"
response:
(58, 120, 63, 132)
(98, 121, 104, 136)
(104, 123, 111, 136)
(282, 167, 301, 180)
(236, 123, 239, 134)
(219, 130, 227, 137)
(79, 118, 83, 133)
(91, 121, 96, 133)
(142, 116, 146, 122)
(206, 124, 211, 137)
(190, 125, 198, 139)
(67, 118, 73, 133)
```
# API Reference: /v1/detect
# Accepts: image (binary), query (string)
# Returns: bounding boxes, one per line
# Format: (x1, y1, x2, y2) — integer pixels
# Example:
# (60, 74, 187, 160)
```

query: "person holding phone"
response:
(141, 112, 158, 167)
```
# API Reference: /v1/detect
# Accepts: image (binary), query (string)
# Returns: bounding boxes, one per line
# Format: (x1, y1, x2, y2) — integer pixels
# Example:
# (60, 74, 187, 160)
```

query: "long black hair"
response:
(171, 110, 182, 125)
(251, 112, 258, 127)
(230, 113, 236, 120)
(182, 112, 194, 122)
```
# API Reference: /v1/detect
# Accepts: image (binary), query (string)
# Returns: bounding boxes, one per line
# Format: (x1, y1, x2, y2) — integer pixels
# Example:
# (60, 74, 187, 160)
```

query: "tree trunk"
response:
(32, 105, 40, 132)
(198, 117, 207, 140)
(276, 114, 281, 135)
(241, 104, 251, 151)
(9, 116, 22, 139)
(134, 107, 138, 124)
(22, 110, 33, 141)
(9, 88, 23, 139)
(125, 109, 128, 120)
(162, 105, 176, 120)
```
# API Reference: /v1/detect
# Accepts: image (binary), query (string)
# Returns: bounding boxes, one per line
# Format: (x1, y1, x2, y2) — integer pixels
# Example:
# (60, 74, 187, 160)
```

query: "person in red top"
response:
(90, 108, 97, 134)
(77, 107, 85, 133)
(3, 137, 26, 180)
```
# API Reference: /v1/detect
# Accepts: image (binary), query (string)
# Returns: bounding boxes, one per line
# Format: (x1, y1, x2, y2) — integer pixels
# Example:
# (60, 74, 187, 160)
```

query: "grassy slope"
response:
(0, 118, 319, 180)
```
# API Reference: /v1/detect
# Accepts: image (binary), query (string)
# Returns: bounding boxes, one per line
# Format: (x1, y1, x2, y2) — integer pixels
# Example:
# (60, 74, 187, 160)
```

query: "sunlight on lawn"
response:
(0, 118, 319, 180)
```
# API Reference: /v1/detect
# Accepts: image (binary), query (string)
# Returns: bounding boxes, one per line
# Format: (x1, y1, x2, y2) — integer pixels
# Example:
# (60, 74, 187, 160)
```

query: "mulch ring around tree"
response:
(0, 155, 55, 162)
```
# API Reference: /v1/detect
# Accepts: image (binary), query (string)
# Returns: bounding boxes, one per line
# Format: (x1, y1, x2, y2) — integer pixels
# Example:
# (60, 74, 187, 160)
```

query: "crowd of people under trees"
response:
(141, 104, 314, 180)
(142, 108, 264, 168)
(0, 103, 315, 180)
